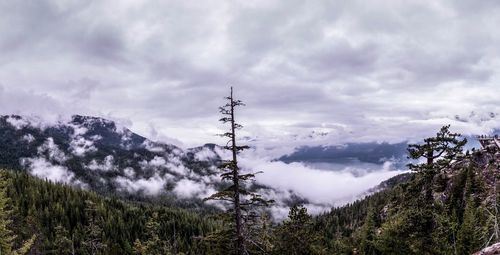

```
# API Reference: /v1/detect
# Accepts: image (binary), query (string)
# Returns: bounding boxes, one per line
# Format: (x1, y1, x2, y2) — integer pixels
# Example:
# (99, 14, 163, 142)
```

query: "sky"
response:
(1, 0, 500, 148)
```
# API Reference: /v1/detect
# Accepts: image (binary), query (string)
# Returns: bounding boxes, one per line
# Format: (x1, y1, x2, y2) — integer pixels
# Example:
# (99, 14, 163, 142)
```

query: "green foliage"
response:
(273, 205, 322, 255)
(1, 169, 218, 254)
(314, 126, 497, 254)
(53, 225, 74, 255)
(82, 200, 107, 254)
(132, 212, 173, 255)
(0, 171, 37, 255)
(359, 204, 379, 255)
(407, 125, 467, 172)
(0, 171, 16, 254)
(456, 197, 482, 254)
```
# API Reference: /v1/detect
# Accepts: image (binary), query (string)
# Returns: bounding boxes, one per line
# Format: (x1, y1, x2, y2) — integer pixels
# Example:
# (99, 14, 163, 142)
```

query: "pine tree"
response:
(132, 212, 172, 255)
(360, 203, 378, 255)
(205, 87, 273, 255)
(254, 212, 274, 254)
(54, 225, 74, 255)
(0, 171, 16, 254)
(456, 197, 481, 254)
(0, 170, 37, 255)
(82, 200, 106, 255)
(405, 125, 466, 252)
(407, 125, 466, 176)
(273, 205, 320, 255)
(483, 149, 500, 248)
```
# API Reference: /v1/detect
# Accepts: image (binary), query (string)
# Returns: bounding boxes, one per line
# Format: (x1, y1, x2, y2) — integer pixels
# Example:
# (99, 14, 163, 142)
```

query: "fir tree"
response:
(407, 125, 466, 176)
(0, 170, 36, 255)
(483, 149, 500, 248)
(456, 197, 481, 254)
(53, 225, 74, 255)
(360, 203, 378, 255)
(273, 205, 321, 255)
(82, 200, 106, 255)
(205, 87, 273, 255)
(133, 212, 172, 255)
(0, 171, 16, 254)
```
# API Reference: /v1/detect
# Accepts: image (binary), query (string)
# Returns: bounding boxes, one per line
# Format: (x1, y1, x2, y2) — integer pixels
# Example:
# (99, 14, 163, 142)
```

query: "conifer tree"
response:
(205, 87, 273, 255)
(82, 200, 106, 255)
(456, 197, 481, 254)
(133, 212, 172, 255)
(407, 125, 467, 206)
(360, 203, 378, 255)
(407, 125, 467, 175)
(54, 225, 74, 255)
(0, 170, 37, 255)
(273, 205, 320, 255)
(483, 148, 500, 248)
(0, 171, 16, 254)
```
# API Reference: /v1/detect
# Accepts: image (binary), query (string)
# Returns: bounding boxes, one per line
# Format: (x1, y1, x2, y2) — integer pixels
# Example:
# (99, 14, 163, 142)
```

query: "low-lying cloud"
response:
(115, 174, 170, 196)
(251, 160, 401, 206)
(22, 157, 75, 184)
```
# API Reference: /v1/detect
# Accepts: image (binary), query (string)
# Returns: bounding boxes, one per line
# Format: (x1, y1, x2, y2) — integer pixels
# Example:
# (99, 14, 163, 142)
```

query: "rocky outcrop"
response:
(473, 242, 500, 255)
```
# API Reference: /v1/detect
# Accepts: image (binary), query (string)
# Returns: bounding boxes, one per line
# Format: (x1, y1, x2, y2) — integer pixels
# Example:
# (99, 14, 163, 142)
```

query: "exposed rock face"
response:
(473, 242, 500, 255)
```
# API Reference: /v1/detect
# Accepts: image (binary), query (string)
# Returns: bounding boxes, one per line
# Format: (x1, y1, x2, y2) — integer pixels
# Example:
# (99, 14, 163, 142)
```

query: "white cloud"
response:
(70, 136, 97, 156)
(173, 178, 215, 199)
(37, 138, 68, 163)
(0, 1, 498, 147)
(21, 157, 75, 184)
(250, 158, 400, 206)
(6, 116, 30, 129)
(86, 155, 115, 171)
(115, 174, 169, 195)
(142, 140, 165, 153)
(194, 147, 218, 161)
(22, 134, 35, 143)
(123, 167, 135, 178)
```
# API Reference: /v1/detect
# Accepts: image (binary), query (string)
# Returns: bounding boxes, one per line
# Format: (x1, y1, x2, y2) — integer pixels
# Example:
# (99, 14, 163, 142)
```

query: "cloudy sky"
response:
(1, 0, 499, 147)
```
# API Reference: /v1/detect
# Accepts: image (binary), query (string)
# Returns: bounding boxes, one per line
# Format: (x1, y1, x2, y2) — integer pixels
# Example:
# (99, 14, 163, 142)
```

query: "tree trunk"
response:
(230, 87, 244, 255)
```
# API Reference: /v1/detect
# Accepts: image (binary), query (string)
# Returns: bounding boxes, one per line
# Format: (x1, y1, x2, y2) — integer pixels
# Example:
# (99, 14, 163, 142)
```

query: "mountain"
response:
(2, 115, 499, 254)
(0, 115, 223, 208)
(279, 142, 409, 165)
(1, 115, 407, 211)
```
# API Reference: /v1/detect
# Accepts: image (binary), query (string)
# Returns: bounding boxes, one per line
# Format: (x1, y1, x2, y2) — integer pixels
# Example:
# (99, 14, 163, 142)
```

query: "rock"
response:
(473, 242, 500, 255)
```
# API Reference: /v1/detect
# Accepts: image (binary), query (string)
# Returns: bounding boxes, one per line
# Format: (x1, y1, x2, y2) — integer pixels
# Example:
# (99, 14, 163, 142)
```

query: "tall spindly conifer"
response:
(205, 87, 273, 255)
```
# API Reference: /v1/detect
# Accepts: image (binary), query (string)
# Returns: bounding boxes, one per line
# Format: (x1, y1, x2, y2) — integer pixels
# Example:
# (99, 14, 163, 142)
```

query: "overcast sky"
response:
(1, 0, 499, 147)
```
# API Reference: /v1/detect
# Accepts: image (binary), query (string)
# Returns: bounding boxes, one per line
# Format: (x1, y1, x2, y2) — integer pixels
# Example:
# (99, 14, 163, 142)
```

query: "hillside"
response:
(0, 114, 400, 214)
(0, 115, 232, 209)
(314, 135, 500, 254)
(2, 114, 499, 254)
(0, 169, 219, 254)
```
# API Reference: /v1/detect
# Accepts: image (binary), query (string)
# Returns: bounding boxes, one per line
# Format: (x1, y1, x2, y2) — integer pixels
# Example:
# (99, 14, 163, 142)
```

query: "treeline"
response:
(1, 170, 219, 254)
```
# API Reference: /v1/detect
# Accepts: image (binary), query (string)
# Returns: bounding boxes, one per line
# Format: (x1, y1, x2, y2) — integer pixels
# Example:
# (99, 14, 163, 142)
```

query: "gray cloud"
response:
(0, 0, 499, 147)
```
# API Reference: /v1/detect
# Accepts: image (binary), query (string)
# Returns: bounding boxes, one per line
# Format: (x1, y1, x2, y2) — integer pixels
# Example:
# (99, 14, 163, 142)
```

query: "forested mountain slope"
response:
(0, 170, 219, 254)
(0, 115, 229, 208)
(2, 114, 499, 254)
(314, 131, 500, 254)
